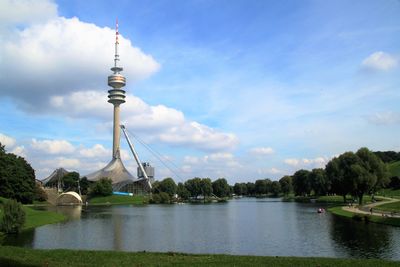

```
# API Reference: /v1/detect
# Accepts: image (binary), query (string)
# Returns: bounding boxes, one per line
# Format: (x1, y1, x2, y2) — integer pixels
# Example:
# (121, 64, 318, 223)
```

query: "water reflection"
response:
(2, 199, 400, 260)
(330, 215, 394, 259)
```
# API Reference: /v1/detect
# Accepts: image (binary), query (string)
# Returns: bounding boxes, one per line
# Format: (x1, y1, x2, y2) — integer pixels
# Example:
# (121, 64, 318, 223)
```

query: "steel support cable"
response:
(125, 128, 185, 181)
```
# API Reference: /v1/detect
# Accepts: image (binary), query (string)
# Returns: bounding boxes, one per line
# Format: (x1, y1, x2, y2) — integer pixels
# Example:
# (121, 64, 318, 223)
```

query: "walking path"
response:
(342, 197, 400, 218)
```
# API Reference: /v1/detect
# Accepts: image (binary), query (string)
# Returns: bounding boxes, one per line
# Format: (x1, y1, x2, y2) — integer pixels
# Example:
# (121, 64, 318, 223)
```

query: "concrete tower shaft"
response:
(108, 18, 126, 159)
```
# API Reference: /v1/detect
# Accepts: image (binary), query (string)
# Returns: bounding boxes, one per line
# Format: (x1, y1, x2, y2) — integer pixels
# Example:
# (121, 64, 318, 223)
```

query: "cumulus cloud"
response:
(79, 144, 109, 158)
(0, 133, 16, 148)
(31, 139, 76, 154)
(361, 51, 398, 71)
(284, 157, 329, 169)
(0, 9, 159, 110)
(249, 147, 274, 155)
(367, 111, 400, 125)
(10, 146, 27, 158)
(0, 0, 57, 28)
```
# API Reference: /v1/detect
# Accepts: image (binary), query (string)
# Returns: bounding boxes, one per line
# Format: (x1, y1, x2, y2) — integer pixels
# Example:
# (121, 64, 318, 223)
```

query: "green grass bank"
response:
(328, 206, 400, 227)
(0, 246, 399, 267)
(0, 197, 66, 233)
(88, 195, 148, 205)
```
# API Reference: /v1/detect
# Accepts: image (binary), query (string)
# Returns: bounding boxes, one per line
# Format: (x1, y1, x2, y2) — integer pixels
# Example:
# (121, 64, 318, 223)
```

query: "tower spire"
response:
(114, 18, 119, 69)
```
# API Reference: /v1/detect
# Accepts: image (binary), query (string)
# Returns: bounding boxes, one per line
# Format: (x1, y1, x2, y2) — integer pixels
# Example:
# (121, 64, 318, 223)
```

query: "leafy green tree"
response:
(270, 181, 281, 196)
(265, 179, 272, 194)
(89, 178, 113, 197)
(246, 182, 256, 195)
(151, 180, 161, 194)
(326, 152, 359, 203)
(354, 147, 389, 204)
(184, 177, 202, 197)
(200, 178, 213, 199)
(292, 169, 311, 196)
(159, 177, 177, 197)
(233, 183, 248, 195)
(0, 143, 35, 204)
(62, 172, 80, 192)
(79, 177, 90, 195)
(177, 182, 190, 199)
(159, 192, 171, 204)
(33, 183, 48, 202)
(309, 168, 329, 196)
(0, 199, 26, 234)
(279, 176, 292, 196)
(212, 178, 230, 197)
(255, 179, 267, 195)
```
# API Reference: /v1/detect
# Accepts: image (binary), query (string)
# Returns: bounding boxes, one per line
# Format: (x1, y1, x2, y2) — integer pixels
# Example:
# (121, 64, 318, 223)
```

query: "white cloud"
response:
(0, 14, 159, 110)
(367, 111, 400, 125)
(0, 133, 16, 148)
(79, 144, 109, 158)
(284, 157, 329, 169)
(49, 90, 238, 151)
(257, 167, 281, 175)
(11, 146, 27, 158)
(31, 139, 75, 154)
(0, 0, 57, 28)
(41, 157, 81, 169)
(250, 147, 274, 155)
(361, 51, 398, 71)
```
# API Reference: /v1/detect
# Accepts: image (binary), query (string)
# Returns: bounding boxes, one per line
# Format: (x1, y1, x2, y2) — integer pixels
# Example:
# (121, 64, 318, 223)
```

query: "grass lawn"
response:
(0, 197, 66, 232)
(328, 206, 400, 227)
(0, 246, 399, 267)
(388, 161, 400, 177)
(373, 201, 400, 213)
(89, 195, 148, 205)
(377, 189, 400, 199)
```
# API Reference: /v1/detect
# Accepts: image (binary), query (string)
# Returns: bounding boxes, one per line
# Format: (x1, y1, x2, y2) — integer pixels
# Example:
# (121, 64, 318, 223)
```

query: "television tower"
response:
(108, 18, 126, 159)
(85, 19, 136, 186)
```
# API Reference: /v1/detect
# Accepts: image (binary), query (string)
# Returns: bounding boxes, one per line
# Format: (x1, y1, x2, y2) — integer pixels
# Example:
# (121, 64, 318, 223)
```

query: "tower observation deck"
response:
(85, 20, 151, 194)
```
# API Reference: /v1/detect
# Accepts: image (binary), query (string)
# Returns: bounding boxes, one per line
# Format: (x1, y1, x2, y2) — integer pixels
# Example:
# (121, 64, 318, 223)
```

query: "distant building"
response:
(138, 162, 155, 184)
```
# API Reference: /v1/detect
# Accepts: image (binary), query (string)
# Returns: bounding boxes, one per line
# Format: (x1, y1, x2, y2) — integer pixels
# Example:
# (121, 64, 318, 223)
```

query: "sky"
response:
(0, 0, 399, 183)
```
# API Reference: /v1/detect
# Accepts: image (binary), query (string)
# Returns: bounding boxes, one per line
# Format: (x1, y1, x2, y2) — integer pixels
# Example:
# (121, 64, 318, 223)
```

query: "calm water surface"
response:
(4, 198, 400, 259)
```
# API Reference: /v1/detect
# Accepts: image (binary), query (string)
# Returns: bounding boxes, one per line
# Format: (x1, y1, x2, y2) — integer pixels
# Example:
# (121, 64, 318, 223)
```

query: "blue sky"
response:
(0, 0, 399, 183)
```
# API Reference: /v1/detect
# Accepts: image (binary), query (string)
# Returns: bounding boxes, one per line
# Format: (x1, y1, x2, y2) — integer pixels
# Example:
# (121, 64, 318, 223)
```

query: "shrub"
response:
(0, 199, 26, 234)
(150, 193, 161, 204)
(159, 192, 171, 204)
(89, 178, 113, 197)
(33, 184, 48, 202)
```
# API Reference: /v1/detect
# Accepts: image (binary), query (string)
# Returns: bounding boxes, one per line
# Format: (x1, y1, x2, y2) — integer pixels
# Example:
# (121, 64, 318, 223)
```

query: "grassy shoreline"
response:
(328, 206, 400, 227)
(88, 195, 149, 205)
(0, 246, 399, 267)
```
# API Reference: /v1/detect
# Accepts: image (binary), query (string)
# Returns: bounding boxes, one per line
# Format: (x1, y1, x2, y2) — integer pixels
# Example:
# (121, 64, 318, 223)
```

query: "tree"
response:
(159, 177, 177, 197)
(185, 178, 202, 197)
(0, 199, 26, 234)
(354, 147, 389, 204)
(233, 183, 248, 196)
(33, 183, 48, 202)
(255, 179, 267, 195)
(62, 172, 80, 192)
(79, 177, 90, 195)
(246, 182, 256, 195)
(0, 142, 36, 204)
(177, 182, 190, 199)
(279, 176, 292, 196)
(89, 178, 113, 197)
(270, 181, 281, 196)
(388, 176, 400, 189)
(309, 168, 329, 196)
(292, 169, 311, 196)
(200, 178, 213, 200)
(212, 178, 230, 198)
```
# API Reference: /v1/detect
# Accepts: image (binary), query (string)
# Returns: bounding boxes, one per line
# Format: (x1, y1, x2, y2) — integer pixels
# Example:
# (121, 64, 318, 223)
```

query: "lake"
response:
(3, 198, 400, 259)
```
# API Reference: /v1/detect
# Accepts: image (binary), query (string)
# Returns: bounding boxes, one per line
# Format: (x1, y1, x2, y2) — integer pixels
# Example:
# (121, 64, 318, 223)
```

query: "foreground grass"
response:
(0, 246, 399, 267)
(89, 195, 148, 205)
(328, 206, 400, 227)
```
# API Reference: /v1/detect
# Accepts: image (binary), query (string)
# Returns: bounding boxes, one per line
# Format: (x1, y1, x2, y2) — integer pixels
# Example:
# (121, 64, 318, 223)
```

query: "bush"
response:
(0, 199, 26, 234)
(33, 184, 48, 202)
(89, 178, 113, 197)
(159, 192, 171, 204)
(150, 193, 161, 204)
